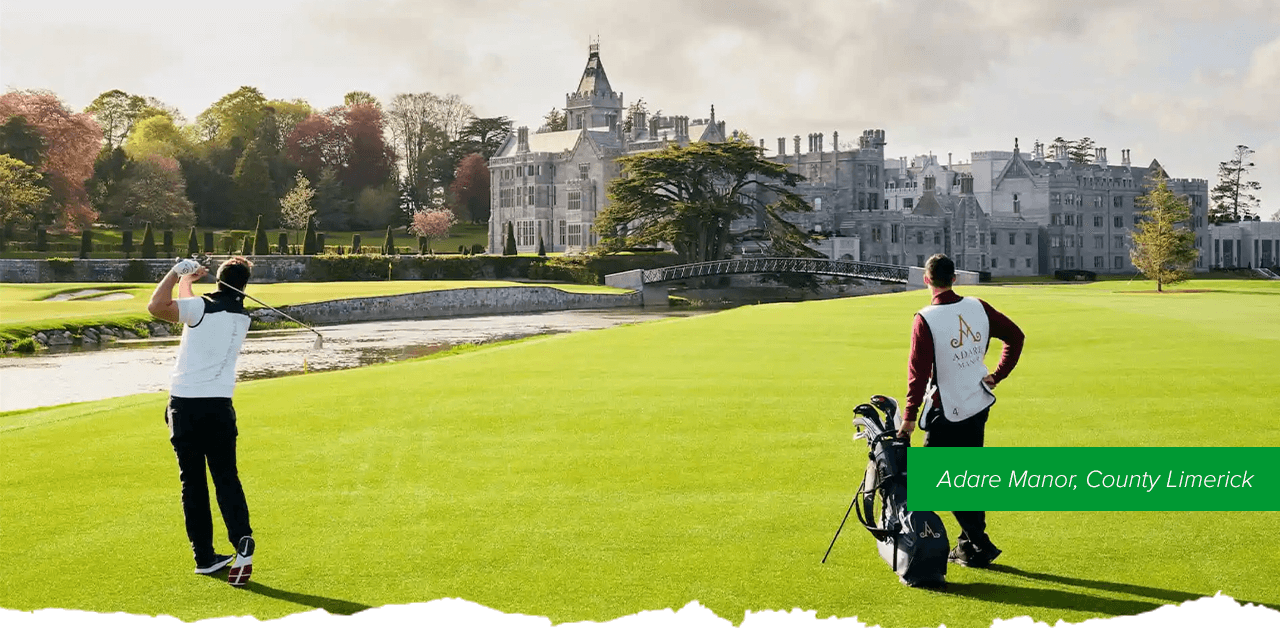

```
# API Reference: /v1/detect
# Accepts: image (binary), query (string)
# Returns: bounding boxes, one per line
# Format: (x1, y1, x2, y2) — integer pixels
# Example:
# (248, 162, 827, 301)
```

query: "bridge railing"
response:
(640, 257, 909, 284)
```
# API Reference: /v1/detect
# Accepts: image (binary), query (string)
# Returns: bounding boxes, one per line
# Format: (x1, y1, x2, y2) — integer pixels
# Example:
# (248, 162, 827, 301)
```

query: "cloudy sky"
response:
(2, 0, 1278, 213)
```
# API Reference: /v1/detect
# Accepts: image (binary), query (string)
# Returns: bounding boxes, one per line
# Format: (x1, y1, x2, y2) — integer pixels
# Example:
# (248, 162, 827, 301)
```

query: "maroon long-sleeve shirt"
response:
(905, 289, 1025, 423)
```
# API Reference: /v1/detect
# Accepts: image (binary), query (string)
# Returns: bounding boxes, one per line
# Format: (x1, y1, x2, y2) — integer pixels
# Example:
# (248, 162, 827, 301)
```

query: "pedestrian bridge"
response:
(605, 257, 979, 306)
(637, 257, 911, 284)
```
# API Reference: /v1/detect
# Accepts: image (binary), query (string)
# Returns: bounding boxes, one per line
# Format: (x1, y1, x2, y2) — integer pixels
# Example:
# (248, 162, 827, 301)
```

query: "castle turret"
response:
(565, 42, 623, 131)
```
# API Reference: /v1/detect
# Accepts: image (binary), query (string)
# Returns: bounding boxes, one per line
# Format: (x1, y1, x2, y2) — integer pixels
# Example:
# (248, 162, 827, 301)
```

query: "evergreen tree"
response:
(383, 225, 395, 255)
(302, 221, 318, 255)
(503, 221, 517, 256)
(231, 142, 276, 229)
(186, 226, 199, 256)
(1131, 173, 1198, 292)
(537, 232, 546, 256)
(253, 215, 270, 255)
(141, 223, 156, 258)
(1068, 137, 1095, 165)
(242, 234, 253, 255)
(122, 230, 133, 258)
(1209, 145, 1262, 224)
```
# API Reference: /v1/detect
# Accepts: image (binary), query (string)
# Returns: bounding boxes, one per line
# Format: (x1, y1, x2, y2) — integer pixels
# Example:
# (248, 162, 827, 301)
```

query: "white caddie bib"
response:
(918, 296, 996, 423)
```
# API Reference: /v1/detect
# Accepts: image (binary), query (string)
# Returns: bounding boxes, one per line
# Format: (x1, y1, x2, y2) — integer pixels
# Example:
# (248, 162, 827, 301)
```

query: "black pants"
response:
(923, 406, 995, 551)
(167, 396, 252, 564)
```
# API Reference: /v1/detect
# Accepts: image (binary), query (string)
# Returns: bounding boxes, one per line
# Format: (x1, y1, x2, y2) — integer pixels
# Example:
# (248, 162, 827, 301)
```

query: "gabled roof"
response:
(493, 129, 584, 159)
(913, 192, 945, 216)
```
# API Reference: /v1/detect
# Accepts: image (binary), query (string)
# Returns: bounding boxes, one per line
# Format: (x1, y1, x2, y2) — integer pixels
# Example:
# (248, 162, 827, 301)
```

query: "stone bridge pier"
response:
(907, 267, 980, 289)
(604, 269, 669, 307)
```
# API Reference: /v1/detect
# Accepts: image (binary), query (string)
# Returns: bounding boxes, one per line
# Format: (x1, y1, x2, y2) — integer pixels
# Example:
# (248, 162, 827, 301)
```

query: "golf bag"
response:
(850, 396, 949, 588)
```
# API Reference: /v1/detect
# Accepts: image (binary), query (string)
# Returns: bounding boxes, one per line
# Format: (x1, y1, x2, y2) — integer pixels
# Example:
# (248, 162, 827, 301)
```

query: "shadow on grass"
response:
(988, 565, 1208, 602)
(945, 565, 1278, 615)
(234, 581, 373, 615)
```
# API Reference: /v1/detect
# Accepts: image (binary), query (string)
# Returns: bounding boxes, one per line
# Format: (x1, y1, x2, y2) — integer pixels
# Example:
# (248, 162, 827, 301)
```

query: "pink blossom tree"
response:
(409, 209, 455, 254)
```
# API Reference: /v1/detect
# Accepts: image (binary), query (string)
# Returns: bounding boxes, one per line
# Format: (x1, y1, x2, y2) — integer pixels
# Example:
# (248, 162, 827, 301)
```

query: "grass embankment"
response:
(0, 280, 629, 342)
(1, 281, 1277, 627)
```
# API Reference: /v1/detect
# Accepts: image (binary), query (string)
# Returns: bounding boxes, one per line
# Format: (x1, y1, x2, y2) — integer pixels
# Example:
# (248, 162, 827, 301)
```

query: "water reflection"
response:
(0, 309, 703, 412)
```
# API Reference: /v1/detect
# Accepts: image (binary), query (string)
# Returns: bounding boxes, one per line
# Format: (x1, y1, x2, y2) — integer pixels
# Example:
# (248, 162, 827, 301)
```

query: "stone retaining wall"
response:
(269, 287, 642, 325)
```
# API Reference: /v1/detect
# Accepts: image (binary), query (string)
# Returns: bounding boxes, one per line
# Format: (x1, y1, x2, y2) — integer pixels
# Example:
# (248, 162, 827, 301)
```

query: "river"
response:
(0, 308, 704, 412)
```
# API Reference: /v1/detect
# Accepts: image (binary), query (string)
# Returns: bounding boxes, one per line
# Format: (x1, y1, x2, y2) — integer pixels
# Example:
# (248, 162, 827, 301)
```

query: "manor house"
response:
(763, 137, 1211, 276)
(487, 43, 727, 254)
(489, 45, 1212, 278)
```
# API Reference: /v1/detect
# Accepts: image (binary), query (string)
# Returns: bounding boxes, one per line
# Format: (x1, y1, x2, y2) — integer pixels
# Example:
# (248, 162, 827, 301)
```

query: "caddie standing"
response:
(897, 254, 1025, 568)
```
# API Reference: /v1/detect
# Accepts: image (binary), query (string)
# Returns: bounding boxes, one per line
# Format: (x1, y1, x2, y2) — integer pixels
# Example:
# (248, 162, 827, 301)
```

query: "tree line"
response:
(0, 87, 511, 238)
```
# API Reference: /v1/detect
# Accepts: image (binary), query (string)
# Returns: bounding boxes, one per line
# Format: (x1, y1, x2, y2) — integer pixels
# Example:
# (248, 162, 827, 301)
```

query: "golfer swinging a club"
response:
(147, 256, 256, 586)
(898, 254, 1024, 569)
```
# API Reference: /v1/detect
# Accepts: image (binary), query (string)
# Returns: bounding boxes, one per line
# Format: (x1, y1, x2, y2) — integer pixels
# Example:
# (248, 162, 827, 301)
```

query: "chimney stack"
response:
(1122, 149, 1131, 166)
(818, 132, 825, 153)
(778, 137, 786, 156)
(1096, 147, 1107, 166)
(794, 135, 801, 156)
(517, 126, 529, 153)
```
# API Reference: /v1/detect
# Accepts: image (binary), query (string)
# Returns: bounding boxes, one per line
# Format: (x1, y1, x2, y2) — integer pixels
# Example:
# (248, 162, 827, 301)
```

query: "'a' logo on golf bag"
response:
(921, 521, 940, 539)
(950, 315, 983, 348)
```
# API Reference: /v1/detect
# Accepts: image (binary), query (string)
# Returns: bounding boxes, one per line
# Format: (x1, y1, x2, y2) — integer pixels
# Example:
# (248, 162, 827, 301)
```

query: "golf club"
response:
(186, 255, 325, 350)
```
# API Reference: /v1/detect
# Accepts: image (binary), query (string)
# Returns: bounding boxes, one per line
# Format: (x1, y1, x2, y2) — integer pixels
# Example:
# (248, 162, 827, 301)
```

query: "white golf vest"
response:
(918, 296, 996, 423)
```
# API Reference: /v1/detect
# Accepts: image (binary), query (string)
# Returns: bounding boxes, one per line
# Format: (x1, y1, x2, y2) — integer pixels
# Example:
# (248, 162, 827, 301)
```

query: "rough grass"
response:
(1, 280, 1277, 627)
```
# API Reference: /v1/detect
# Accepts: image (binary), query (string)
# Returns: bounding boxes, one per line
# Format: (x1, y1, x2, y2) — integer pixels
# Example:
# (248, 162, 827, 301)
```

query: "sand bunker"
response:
(44, 289, 103, 301)
(42, 289, 134, 302)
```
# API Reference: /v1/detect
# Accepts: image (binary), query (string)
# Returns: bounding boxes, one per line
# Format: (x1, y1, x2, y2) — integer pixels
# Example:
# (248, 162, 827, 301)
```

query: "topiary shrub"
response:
(203, 231, 214, 254)
(351, 233, 361, 254)
(242, 235, 253, 255)
(471, 243, 485, 255)
(253, 216, 270, 255)
(421, 237, 430, 255)
(187, 227, 199, 256)
(277, 232, 289, 255)
(162, 230, 174, 256)
(121, 230, 133, 258)
(141, 223, 157, 258)
(303, 222, 317, 255)
(35, 228, 47, 252)
(537, 233, 546, 257)
(79, 230, 93, 259)
(503, 221, 516, 256)
(317, 233, 325, 250)
(383, 226, 394, 255)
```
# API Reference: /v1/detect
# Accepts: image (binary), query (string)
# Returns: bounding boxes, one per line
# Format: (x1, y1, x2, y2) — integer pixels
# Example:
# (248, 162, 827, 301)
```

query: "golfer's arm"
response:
(147, 272, 182, 322)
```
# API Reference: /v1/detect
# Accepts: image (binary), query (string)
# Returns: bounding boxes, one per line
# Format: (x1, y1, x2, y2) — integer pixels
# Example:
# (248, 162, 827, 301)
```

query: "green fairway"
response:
(1, 280, 1277, 627)
(0, 280, 628, 341)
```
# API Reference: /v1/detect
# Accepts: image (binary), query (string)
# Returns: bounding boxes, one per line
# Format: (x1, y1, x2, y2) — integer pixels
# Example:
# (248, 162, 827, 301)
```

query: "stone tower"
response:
(565, 42, 623, 131)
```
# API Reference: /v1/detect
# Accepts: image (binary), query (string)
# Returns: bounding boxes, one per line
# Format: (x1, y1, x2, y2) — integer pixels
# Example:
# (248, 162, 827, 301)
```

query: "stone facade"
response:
(758, 133, 1040, 276)
(1207, 219, 1280, 268)
(773, 139, 1214, 276)
(487, 43, 727, 255)
(272, 287, 641, 325)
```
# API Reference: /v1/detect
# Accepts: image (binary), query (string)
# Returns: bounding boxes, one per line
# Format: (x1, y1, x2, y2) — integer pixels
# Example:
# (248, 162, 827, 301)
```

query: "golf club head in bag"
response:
(869, 395, 901, 434)
(182, 254, 325, 350)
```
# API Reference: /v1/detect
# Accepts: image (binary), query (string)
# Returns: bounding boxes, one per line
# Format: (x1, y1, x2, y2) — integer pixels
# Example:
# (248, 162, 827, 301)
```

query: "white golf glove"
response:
(171, 259, 202, 277)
